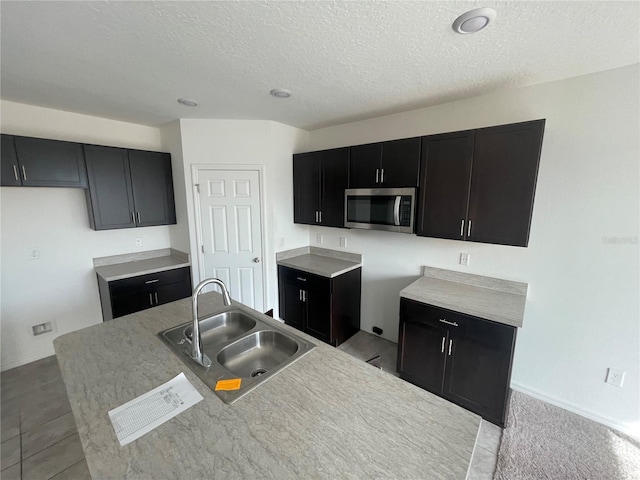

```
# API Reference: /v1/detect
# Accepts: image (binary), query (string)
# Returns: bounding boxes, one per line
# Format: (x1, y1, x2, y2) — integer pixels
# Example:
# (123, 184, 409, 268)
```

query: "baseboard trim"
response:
(511, 381, 639, 439)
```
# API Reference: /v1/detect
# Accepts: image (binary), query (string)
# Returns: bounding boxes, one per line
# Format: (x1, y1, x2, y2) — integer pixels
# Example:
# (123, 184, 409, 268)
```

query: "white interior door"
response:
(196, 169, 264, 311)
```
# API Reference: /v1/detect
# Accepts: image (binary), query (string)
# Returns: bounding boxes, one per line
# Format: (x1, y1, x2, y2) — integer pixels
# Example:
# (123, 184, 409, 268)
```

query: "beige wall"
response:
(0, 101, 169, 369)
(305, 65, 640, 435)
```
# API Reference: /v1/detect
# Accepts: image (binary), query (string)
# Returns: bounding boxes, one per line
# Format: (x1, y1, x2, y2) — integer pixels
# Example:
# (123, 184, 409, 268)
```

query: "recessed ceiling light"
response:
(452, 8, 497, 34)
(177, 97, 198, 107)
(270, 89, 292, 98)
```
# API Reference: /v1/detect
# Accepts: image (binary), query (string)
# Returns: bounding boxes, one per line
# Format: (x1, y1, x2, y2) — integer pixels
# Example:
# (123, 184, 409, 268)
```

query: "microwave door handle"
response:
(393, 196, 401, 226)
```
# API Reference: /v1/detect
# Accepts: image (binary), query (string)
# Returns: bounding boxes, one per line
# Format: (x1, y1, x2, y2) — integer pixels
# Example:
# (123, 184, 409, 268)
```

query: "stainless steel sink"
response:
(217, 330, 299, 378)
(158, 308, 315, 403)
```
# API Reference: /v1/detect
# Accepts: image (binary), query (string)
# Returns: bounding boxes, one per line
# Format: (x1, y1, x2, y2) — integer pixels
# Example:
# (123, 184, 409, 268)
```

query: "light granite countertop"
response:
(276, 246, 362, 278)
(54, 294, 481, 479)
(400, 267, 528, 328)
(94, 248, 190, 282)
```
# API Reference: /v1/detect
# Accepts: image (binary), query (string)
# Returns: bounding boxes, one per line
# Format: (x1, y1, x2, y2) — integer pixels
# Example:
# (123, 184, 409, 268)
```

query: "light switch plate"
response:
(316, 234, 323, 244)
(340, 237, 347, 248)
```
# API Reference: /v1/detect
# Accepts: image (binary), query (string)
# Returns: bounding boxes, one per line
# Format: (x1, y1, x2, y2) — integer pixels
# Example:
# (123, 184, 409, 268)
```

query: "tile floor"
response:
(2, 331, 500, 480)
(338, 330, 502, 480)
(1, 356, 90, 480)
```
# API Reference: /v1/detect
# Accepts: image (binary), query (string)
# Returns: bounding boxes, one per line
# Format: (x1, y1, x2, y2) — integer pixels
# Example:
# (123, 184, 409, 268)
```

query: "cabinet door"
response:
(380, 137, 421, 187)
(319, 148, 349, 227)
(304, 275, 331, 343)
(1, 135, 21, 186)
(349, 143, 382, 188)
(13, 136, 87, 187)
(397, 299, 448, 393)
(443, 312, 516, 426)
(128, 150, 176, 226)
(111, 290, 154, 319)
(467, 120, 545, 247)
(293, 152, 321, 225)
(416, 131, 474, 239)
(84, 145, 136, 230)
(278, 267, 305, 331)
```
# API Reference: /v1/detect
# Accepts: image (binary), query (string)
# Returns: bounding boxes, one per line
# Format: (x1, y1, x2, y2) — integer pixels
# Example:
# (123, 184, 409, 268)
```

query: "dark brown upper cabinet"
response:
(1, 135, 87, 188)
(293, 147, 348, 227)
(349, 137, 421, 189)
(417, 119, 545, 247)
(84, 145, 176, 230)
(1, 135, 21, 186)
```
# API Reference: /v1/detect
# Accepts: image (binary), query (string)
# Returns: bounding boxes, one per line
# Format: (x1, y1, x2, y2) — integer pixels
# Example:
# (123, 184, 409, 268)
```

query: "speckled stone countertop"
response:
(54, 294, 480, 479)
(400, 266, 528, 328)
(94, 248, 190, 282)
(276, 246, 362, 278)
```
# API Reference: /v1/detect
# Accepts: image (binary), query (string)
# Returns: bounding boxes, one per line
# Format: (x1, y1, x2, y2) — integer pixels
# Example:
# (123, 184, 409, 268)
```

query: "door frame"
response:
(191, 164, 267, 310)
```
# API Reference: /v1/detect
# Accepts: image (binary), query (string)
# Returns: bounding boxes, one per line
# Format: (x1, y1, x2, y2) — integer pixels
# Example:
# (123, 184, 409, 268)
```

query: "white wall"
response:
(174, 119, 310, 312)
(0, 101, 169, 370)
(306, 65, 640, 435)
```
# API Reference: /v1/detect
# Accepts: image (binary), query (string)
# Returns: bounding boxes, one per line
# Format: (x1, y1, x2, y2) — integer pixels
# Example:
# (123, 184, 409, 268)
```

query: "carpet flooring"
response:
(494, 390, 640, 480)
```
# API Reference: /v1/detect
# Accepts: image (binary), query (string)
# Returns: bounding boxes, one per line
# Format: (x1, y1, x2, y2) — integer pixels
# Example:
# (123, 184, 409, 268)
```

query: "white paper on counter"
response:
(108, 372, 203, 446)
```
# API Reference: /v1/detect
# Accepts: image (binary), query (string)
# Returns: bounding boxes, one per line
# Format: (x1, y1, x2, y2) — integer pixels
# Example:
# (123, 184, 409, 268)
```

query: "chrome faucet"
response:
(189, 278, 233, 367)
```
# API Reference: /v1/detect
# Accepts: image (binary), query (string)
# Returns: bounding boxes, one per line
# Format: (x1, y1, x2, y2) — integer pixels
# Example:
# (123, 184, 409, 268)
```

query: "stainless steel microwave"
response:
(344, 188, 416, 233)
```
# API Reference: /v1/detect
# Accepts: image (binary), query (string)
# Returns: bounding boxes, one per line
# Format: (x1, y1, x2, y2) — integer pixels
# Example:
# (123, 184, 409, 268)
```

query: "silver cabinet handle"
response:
(137, 212, 141, 224)
(21, 165, 27, 182)
(468, 220, 472, 237)
(296, 277, 307, 282)
(149, 293, 153, 306)
(460, 220, 465, 237)
(448, 339, 453, 356)
(375, 168, 379, 183)
(13, 165, 18, 182)
(253, 257, 261, 263)
(381, 168, 385, 183)
(302, 290, 307, 302)
(299, 289, 302, 301)
(439, 319, 459, 327)
(319, 211, 322, 223)
(441, 336, 446, 353)
(145, 279, 159, 284)
(154, 292, 158, 304)
(131, 212, 135, 224)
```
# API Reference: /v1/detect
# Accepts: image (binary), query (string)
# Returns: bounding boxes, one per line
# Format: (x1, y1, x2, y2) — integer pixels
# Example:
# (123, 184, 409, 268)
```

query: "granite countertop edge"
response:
(400, 275, 526, 328)
(94, 256, 191, 282)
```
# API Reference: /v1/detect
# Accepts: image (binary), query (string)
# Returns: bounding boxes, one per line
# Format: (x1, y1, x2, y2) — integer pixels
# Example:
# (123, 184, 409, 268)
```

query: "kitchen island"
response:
(54, 293, 481, 479)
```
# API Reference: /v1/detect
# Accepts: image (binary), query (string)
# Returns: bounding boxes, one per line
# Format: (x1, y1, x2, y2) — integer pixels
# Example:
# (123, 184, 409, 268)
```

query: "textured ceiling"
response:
(1, 1, 638, 130)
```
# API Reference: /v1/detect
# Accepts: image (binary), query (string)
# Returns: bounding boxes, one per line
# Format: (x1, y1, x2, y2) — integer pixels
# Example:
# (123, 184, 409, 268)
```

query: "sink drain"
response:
(251, 368, 268, 378)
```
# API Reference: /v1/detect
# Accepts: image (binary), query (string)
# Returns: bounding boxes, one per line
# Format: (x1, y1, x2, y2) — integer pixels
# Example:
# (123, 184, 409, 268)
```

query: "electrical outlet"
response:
(606, 368, 625, 387)
(28, 249, 41, 260)
(459, 252, 470, 266)
(340, 237, 347, 248)
(134, 237, 143, 247)
(316, 234, 323, 244)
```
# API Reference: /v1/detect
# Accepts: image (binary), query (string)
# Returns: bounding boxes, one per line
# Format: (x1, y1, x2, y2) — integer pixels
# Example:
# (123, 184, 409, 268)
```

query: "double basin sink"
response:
(158, 308, 315, 403)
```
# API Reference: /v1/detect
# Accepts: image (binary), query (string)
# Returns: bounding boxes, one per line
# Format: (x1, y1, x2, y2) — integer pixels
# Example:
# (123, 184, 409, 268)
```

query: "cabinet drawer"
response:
(400, 297, 445, 327)
(109, 266, 190, 297)
(277, 265, 319, 288)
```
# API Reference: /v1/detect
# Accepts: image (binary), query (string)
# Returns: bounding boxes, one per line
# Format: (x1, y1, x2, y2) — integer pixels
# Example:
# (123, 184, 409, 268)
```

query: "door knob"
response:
(253, 257, 261, 263)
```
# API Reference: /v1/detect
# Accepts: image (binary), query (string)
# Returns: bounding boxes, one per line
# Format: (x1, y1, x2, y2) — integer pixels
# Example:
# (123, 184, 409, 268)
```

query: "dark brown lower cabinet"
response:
(98, 266, 192, 321)
(397, 297, 516, 426)
(278, 265, 361, 346)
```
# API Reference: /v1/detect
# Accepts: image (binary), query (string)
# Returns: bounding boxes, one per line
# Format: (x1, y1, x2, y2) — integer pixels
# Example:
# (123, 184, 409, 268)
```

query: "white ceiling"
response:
(1, 1, 638, 130)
